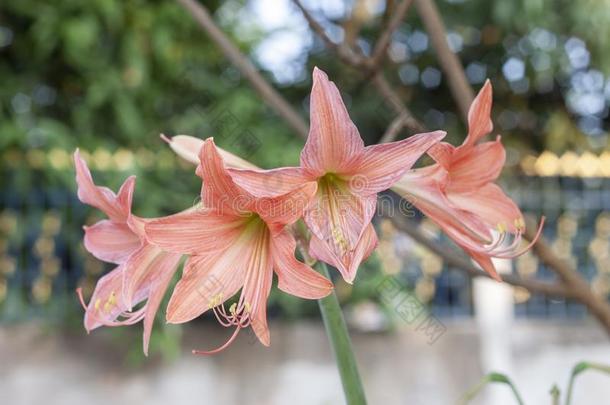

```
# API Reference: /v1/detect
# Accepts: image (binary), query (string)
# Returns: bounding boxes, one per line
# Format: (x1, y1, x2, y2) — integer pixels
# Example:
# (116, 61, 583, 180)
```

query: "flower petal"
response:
(300, 67, 364, 175)
(239, 227, 274, 346)
(465, 79, 493, 146)
(84, 220, 142, 264)
(393, 179, 501, 281)
(198, 138, 252, 214)
(427, 142, 455, 170)
(141, 252, 182, 356)
(447, 183, 523, 233)
(166, 253, 245, 324)
(145, 209, 245, 255)
(468, 250, 501, 281)
(83, 265, 146, 332)
(165, 222, 271, 324)
(354, 130, 446, 195)
(256, 181, 318, 227)
(74, 149, 134, 222)
(309, 223, 378, 283)
(164, 134, 258, 169)
(121, 243, 164, 310)
(229, 166, 313, 198)
(394, 172, 492, 242)
(304, 184, 376, 256)
(447, 139, 505, 192)
(271, 230, 333, 299)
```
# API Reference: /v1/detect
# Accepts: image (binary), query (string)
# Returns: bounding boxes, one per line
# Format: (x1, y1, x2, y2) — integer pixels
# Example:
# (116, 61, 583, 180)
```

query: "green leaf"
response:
(565, 361, 610, 405)
(459, 372, 525, 405)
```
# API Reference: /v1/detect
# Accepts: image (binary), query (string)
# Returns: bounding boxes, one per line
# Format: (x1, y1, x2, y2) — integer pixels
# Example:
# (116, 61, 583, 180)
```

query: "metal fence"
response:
(1, 172, 609, 323)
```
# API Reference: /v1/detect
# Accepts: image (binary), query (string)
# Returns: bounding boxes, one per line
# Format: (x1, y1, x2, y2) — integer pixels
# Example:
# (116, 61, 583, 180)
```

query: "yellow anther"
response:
(497, 222, 507, 233)
(100, 291, 117, 313)
(208, 293, 223, 309)
(244, 302, 252, 314)
(94, 298, 101, 311)
(514, 218, 525, 231)
(107, 291, 116, 306)
(332, 227, 348, 252)
(229, 303, 237, 315)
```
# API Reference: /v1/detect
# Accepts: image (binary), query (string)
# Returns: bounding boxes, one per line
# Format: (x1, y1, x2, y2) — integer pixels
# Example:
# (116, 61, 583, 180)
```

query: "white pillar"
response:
(473, 257, 515, 405)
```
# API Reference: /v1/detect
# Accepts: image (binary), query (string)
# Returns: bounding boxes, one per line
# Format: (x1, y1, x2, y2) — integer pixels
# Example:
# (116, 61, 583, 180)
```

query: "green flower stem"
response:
(315, 262, 367, 405)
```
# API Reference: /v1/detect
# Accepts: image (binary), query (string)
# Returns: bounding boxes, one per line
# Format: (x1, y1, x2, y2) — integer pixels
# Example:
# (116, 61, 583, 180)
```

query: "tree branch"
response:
(388, 215, 576, 299)
(525, 225, 610, 336)
(292, 0, 425, 137)
(414, 0, 474, 121)
(176, 0, 309, 139)
(369, 0, 414, 72)
(291, 0, 366, 66)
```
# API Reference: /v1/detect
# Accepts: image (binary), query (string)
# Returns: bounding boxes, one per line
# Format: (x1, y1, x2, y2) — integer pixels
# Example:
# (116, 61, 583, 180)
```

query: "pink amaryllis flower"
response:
(74, 150, 181, 355)
(145, 138, 332, 353)
(393, 80, 543, 280)
(227, 67, 446, 282)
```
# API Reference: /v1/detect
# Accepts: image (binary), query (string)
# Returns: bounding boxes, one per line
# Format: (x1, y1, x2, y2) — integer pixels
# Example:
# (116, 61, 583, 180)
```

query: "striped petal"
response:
(74, 149, 134, 222)
(353, 130, 446, 195)
(83, 220, 141, 264)
(447, 183, 523, 234)
(272, 229, 333, 299)
(300, 67, 364, 175)
(239, 226, 274, 346)
(82, 265, 147, 332)
(80, 251, 181, 355)
(396, 171, 493, 240)
(197, 138, 253, 214)
(145, 209, 245, 255)
(165, 220, 271, 325)
(229, 166, 313, 198)
(120, 243, 166, 310)
(447, 139, 505, 193)
(427, 142, 455, 170)
(465, 79, 493, 146)
(141, 252, 182, 355)
(304, 181, 377, 257)
(468, 250, 501, 281)
(309, 224, 378, 283)
(256, 181, 318, 228)
(166, 254, 246, 324)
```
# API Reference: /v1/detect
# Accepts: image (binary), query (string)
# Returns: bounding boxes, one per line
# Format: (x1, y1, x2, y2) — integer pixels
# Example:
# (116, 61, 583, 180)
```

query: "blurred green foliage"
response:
(0, 0, 309, 211)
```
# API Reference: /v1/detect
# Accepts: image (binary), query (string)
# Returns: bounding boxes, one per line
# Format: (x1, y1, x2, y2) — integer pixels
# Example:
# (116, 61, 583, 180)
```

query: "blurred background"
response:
(1, 0, 610, 404)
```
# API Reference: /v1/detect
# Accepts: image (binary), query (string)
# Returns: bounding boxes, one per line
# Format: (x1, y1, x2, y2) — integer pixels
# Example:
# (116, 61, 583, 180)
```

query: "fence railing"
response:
(1, 171, 609, 322)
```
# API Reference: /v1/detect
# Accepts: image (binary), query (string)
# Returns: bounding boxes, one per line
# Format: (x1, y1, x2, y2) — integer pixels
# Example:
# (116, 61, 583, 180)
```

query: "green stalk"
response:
(316, 262, 367, 405)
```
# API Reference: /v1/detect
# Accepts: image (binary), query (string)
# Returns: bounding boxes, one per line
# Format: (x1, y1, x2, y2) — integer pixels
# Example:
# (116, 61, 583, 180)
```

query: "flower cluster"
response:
(75, 68, 541, 355)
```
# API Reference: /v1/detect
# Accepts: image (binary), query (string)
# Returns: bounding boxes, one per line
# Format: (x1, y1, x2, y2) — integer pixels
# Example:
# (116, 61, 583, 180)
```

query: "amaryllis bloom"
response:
(227, 67, 446, 282)
(74, 151, 181, 355)
(145, 139, 332, 353)
(393, 81, 543, 279)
